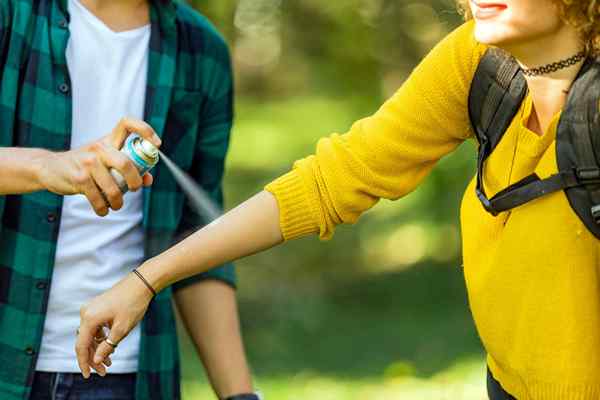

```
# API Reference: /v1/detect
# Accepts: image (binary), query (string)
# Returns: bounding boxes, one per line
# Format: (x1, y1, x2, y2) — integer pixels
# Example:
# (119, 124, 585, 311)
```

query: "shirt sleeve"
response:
(265, 21, 486, 241)
(0, 1, 11, 220)
(172, 32, 236, 291)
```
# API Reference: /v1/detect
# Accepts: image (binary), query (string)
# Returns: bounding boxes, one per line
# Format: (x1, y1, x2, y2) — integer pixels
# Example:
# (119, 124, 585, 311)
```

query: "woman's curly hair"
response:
(455, 1, 600, 56)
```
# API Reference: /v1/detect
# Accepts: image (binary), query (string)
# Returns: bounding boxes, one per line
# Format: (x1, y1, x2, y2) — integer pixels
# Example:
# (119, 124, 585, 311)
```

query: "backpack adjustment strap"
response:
(575, 167, 600, 184)
(574, 167, 600, 222)
(477, 169, 585, 217)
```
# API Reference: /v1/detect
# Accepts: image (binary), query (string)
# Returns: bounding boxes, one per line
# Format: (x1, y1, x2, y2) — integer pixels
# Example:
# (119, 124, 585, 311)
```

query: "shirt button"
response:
(58, 18, 68, 29)
(58, 83, 70, 94)
(24, 347, 35, 356)
(46, 213, 57, 223)
(36, 281, 48, 290)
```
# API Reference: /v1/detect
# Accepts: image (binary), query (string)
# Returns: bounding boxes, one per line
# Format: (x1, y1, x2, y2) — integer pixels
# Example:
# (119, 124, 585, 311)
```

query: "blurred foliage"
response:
(194, 0, 463, 98)
(178, 0, 486, 398)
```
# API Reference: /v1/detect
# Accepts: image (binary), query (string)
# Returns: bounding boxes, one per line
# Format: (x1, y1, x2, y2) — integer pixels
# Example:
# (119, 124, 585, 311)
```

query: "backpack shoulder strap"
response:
(557, 58, 600, 231)
(469, 48, 527, 151)
(469, 48, 528, 212)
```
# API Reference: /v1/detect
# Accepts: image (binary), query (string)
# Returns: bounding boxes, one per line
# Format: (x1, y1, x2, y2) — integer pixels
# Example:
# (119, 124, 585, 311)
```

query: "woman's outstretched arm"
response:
(75, 190, 283, 378)
(145, 190, 284, 290)
(76, 21, 485, 377)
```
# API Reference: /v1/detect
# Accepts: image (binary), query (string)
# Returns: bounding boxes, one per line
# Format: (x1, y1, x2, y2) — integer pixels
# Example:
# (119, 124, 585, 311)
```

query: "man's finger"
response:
(90, 160, 124, 211)
(98, 146, 142, 192)
(78, 173, 109, 216)
(111, 117, 161, 149)
(142, 173, 153, 187)
(73, 158, 109, 216)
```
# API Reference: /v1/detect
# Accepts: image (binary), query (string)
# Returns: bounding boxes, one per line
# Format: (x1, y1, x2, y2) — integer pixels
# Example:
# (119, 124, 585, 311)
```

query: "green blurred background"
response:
(179, 1, 486, 398)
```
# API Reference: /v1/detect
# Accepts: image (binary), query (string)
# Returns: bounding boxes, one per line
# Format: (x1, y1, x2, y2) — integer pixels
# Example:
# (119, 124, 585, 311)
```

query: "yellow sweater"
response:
(265, 21, 600, 399)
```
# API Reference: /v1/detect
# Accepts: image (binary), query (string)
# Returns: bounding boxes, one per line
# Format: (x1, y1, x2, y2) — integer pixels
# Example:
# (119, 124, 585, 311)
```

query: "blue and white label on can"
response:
(123, 135, 155, 175)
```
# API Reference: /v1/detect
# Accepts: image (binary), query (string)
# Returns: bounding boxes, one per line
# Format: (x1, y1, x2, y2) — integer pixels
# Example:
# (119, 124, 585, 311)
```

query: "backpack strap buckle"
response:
(591, 205, 600, 223)
(574, 168, 600, 223)
(575, 167, 600, 184)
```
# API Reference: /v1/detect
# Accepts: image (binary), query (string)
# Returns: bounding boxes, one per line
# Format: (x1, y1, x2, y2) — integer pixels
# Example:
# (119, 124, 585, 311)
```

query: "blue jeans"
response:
(29, 372, 136, 400)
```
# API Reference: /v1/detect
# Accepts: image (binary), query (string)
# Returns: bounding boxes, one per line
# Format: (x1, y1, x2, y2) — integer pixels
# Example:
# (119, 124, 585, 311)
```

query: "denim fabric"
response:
(29, 372, 136, 400)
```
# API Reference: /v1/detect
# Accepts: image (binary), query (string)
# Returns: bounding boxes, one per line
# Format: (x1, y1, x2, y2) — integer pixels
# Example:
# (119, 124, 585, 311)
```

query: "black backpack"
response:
(468, 48, 600, 239)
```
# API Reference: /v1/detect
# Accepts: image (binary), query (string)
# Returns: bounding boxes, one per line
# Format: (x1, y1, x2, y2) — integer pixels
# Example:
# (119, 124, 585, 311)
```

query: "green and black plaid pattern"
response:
(0, 1, 235, 399)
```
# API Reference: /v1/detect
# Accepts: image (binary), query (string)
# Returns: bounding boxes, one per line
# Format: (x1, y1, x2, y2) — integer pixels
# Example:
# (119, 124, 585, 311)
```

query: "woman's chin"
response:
(473, 25, 512, 47)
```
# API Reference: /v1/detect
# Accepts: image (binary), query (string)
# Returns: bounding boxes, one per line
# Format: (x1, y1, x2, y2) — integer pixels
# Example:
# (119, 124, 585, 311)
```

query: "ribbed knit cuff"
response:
(265, 170, 320, 241)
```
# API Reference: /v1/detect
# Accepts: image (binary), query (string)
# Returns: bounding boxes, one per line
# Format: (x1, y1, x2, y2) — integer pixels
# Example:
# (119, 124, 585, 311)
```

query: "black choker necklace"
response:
(521, 51, 586, 77)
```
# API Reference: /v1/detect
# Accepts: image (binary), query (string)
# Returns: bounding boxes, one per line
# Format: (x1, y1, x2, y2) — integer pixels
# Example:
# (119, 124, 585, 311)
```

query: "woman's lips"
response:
(471, 1, 507, 19)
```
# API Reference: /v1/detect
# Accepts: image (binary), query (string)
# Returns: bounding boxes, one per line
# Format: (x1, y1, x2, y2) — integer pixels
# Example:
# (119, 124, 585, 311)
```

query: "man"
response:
(0, 0, 259, 399)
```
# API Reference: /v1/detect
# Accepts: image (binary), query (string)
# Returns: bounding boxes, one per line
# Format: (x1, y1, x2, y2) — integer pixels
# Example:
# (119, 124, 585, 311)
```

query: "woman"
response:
(76, 1, 600, 398)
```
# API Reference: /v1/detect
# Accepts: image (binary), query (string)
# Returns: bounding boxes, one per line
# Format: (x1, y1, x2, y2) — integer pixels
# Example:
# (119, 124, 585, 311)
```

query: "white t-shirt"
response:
(35, 0, 151, 373)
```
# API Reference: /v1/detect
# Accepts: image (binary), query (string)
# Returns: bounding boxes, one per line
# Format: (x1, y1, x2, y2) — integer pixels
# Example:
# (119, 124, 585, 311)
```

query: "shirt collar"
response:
(56, 0, 176, 36)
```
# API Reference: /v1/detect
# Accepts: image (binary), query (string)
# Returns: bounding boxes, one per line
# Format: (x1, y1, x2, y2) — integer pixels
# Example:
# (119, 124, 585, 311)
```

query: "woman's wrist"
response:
(137, 257, 175, 294)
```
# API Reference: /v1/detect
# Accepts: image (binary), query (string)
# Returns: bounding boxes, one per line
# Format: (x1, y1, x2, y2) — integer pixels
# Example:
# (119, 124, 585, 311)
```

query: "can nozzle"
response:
(139, 138, 159, 158)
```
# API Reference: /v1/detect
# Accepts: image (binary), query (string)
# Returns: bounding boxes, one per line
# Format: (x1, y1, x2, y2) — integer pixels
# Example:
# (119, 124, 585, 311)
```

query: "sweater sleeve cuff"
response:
(265, 170, 320, 241)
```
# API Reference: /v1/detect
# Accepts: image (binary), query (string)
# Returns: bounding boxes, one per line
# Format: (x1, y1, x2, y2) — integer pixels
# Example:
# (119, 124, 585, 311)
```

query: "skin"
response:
(0, 117, 159, 215)
(470, 0, 585, 135)
(75, 1, 254, 396)
(0, 0, 254, 397)
(174, 281, 253, 397)
(78, 0, 150, 32)
(77, 0, 588, 379)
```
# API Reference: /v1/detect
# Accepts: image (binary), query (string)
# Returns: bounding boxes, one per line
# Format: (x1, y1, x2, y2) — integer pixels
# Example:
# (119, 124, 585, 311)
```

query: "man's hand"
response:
(36, 118, 161, 216)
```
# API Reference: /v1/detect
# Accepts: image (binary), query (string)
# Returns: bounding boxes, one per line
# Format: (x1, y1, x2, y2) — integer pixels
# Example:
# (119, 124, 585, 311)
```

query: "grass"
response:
(178, 95, 486, 399)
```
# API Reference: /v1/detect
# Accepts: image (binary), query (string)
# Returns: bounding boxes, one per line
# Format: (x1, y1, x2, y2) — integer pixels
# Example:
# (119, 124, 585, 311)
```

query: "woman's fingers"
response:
(93, 324, 127, 366)
(93, 328, 113, 369)
(89, 346, 107, 377)
(77, 306, 114, 378)
(75, 321, 114, 379)
(75, 319, 95, 379)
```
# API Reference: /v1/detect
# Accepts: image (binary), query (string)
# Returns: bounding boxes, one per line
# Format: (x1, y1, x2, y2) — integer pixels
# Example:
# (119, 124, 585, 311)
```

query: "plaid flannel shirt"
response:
(0, 0, 236, 398)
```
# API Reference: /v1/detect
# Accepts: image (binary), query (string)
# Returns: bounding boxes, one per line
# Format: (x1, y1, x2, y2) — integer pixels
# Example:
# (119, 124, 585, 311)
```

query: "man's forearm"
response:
(0, 147, 49, 194)
(174, 280, 254, 399)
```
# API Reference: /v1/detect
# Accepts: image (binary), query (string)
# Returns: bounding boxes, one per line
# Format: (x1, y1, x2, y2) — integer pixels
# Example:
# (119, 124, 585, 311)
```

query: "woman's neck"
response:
(77, 0, 150, 32)
(502, 25, 585, 135)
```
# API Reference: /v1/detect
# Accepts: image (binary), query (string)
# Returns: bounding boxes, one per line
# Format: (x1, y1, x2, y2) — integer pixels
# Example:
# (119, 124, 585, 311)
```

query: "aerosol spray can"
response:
(110, 134, 160, 193)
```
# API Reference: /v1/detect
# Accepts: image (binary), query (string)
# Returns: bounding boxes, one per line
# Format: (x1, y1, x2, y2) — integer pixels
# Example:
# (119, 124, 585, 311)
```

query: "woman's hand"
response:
(76, 191, 284, 377)
(76, 270, 155, 378)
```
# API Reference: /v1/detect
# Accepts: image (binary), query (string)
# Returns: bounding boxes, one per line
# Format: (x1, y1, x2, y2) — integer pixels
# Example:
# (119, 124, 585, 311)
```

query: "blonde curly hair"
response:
(455, 1, 600, 56)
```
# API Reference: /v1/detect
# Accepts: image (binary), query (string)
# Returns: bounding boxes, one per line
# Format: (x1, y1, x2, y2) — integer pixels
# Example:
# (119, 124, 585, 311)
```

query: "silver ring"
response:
(105, 338, 119, 348)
